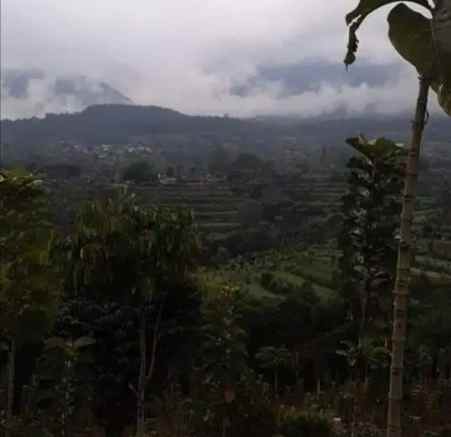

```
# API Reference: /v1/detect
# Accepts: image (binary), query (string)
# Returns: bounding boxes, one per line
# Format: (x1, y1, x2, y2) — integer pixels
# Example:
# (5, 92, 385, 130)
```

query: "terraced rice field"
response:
(129, 176, 349, 241)
(131, 183, 242, 236)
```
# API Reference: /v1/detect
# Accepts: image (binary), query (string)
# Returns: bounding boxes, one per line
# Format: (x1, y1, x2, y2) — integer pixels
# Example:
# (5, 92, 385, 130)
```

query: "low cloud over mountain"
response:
(230, 60, 402, 98)
(1, 69, 133, 119)
(2, 0, 444, 120)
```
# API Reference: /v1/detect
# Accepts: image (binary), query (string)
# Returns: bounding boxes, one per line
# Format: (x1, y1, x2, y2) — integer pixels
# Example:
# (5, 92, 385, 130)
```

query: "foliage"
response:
(208, 146, 232, 176)
(255, 346, 291, 371)
(238, 199, 263, 228)
(339, 136, 404, 339)
(30, 336, 96, 435)
(0, 170, 60, 343)
(185, 369, 275, 437)
(0, 170, 61, 437)
(336, 338, 390, 377)
(345, 0, 451, 115)
(66, 189, 199, 301)
(201, 285, 248, 387)
(277, 406, 335, 437)
(56, 189, 201, 435)
(229, 153, 274, 184)
(122, 160, 157, 184)
(256, 346, 291, 394)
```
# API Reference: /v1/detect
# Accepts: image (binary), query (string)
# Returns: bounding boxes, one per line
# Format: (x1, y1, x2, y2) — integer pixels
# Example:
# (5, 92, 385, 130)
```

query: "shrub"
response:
(344, 422, 382, 437)
(277, 407, 335, 437)
(260, 272, 275, 288)
(122, 160, 156, 183)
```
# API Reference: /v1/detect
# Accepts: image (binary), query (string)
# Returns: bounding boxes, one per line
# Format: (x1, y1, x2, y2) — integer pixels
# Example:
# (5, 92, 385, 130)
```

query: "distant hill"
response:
(1, 104, 450, 152)
(0, 104, 252, 147)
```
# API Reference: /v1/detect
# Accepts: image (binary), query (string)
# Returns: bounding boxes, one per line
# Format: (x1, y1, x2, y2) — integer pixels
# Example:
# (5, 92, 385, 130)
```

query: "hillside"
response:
(2, 104, 450, 149)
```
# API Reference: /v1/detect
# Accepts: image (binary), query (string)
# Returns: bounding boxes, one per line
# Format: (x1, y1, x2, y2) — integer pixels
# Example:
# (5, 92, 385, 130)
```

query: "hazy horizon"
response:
(1, 0, 440, 119)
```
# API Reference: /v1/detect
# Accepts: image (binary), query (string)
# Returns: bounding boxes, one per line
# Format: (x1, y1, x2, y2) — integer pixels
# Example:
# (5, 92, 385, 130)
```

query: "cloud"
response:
(230, 61, 403, 97)
(1, 0, 439, 119)
(1, 70, 133, 119)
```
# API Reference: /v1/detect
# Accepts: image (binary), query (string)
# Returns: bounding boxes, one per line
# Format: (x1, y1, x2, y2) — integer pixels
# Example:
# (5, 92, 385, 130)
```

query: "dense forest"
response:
(1, 0, 451, 437)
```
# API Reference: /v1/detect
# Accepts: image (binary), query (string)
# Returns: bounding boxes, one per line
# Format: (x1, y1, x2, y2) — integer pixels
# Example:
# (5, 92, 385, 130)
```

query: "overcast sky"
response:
(0, 0, 439, 118)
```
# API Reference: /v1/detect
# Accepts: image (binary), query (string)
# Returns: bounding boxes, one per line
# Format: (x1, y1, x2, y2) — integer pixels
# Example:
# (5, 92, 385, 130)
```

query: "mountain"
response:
(1, 69, 133, 119)
(0, 104, 250, 146)
(1, 104, 450, 153)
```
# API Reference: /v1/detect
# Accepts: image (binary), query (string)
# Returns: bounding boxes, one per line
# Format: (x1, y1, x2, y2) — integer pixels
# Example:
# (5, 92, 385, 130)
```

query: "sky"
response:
(0, 0, 439, 119)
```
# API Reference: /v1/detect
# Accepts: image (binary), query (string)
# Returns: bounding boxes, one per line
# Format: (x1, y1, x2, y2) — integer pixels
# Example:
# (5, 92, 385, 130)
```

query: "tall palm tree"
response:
(344, 1, 451, 436)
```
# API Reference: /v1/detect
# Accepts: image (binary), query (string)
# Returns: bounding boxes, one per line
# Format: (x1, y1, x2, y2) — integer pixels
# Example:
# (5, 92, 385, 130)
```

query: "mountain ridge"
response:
(1, 104, 450, 149)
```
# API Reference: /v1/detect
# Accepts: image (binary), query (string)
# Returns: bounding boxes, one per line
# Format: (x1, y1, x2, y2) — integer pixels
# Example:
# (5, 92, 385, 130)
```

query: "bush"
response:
(185, 370, 275, 437)
(238, 200, 263, 228)
(122, 160, 156, 183)
(343, 422, 382, 437)
(278, 407, 335, 437)
(260, 272, 275, 288)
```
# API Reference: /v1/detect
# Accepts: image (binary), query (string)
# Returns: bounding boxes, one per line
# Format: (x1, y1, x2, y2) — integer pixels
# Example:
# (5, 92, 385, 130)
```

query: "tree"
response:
(345, 2, 451, 435)
(201, 286, 248, 396)
(255, 346, 291, 396)
(339, 137, 404, 358)
(34, 336, 96, 435)
(200, 285, 248, 437)
(208, 146, 231, 176)
(229, 153, 273, 184)
(122, 160, 156, 184)
(0, 170, 60, 437)
(64, 189, 199, 437)
(238, 200, 263, 228)
(166, 166, 175, 178)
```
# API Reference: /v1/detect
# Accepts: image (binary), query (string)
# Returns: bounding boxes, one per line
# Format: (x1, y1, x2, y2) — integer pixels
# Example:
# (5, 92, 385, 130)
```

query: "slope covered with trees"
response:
(1, 1, 451, 437)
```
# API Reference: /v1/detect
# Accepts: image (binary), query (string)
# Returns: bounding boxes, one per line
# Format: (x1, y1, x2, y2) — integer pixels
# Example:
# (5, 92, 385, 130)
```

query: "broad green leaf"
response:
(388, 3, 451, 115)
(434, 0, 451, 114)
(438, 83, 451, 115)
(345, 0, 431, 66)
(346, 136, 404, 161)
(434, 0, 451, 58)
(346, 0, 451, 116)
(345, 0, 430, 25)
(388, 4, 436, 77)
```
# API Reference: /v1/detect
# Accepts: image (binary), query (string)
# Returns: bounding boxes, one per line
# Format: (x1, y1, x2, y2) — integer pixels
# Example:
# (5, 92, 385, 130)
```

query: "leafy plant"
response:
(277, 406, 335, 437)
(62, 189, 200, 437)
(344, 3, 451, 435)
(339, 136, 404, 345)
(0, 170, 60, 437)
(122, 160, 157, 184)
(345, 0, 451, 115)
(255, 346, 291, 396)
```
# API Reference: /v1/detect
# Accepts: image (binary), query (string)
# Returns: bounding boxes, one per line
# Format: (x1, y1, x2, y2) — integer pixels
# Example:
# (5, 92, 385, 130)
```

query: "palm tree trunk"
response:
(387, 76, 431, 437)
(5, 339, 16, 437)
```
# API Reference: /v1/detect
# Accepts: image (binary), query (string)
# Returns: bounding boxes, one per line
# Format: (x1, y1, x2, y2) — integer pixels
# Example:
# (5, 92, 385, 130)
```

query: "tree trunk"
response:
(5, 339, 16, 437)
(387, 76, 430, 437)
(136, 311, 147, 437)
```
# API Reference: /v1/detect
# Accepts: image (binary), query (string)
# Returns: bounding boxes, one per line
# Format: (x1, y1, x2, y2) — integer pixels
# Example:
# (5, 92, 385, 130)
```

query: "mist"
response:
(1, 0, 440, 119)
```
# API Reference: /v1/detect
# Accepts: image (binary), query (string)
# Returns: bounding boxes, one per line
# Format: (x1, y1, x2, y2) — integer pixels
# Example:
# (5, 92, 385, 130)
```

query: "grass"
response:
(272, 271, 335, 301)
